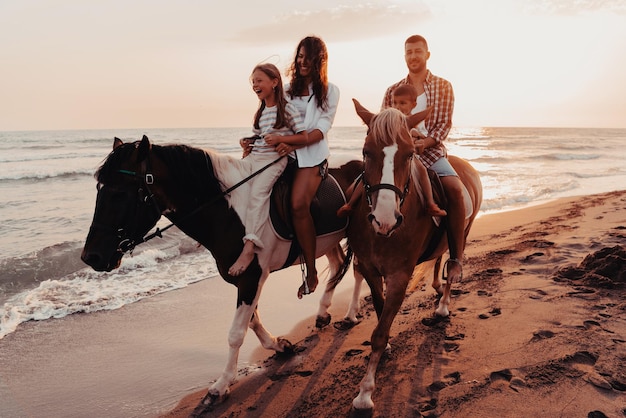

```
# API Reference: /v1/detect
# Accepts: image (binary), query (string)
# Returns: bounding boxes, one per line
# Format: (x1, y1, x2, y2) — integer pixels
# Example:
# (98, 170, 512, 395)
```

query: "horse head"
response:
(81, 135, 164, 271)
(352, 99, 430, 237)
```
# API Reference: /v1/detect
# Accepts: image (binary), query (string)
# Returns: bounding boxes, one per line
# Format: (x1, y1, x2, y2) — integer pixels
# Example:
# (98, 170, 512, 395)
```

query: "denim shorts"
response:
(430, 157, 458, 177)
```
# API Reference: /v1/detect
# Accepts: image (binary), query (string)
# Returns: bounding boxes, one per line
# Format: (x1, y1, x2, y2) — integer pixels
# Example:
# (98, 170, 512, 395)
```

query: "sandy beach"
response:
(1, 190, 625, 417)
(162, 190, 626, 418)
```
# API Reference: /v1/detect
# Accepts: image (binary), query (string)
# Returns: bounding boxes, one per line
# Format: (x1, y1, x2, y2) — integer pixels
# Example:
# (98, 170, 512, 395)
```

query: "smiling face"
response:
(404, 40, 430, 75)
(250, 68, 278, 106)
(296, 45, 311, 78)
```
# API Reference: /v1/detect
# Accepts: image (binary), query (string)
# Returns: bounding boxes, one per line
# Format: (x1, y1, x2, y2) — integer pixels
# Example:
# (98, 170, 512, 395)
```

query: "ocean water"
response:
(1, 126, 625, 339)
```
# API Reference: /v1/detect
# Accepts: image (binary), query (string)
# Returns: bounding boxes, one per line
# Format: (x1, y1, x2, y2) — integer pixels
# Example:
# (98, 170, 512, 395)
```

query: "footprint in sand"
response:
(345, 349, 363, 357)
(489, 368, 513, 382)
(421, 315, 450, 327)
(522, 251, 545, 262)
(427, 371, 461, 393)
(565, 350, 598, 365)
(525, 239, 554, 248)
(531, 329, 556, 341)
(443, 342, 459, 352)
(489, 368, 526, 392)
(583, 320, 601, 329)
(478, 307, 501, 319)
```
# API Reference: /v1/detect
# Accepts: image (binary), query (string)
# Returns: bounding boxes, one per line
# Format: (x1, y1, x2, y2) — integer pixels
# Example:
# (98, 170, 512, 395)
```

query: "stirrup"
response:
(300, 255, 311, 295)
(442, 258, 463, 283)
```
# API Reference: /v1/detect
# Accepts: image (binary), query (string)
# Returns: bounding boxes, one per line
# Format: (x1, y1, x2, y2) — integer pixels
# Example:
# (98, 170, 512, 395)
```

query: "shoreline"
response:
(1, 190, 624, 417)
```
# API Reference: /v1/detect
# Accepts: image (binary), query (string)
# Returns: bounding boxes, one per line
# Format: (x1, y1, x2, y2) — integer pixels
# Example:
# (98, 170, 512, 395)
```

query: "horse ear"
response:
(113, 137, 123, 150)
(407, 105, 433, 128)
(352, 98, 374, 126)
(136, 135, 151, 162)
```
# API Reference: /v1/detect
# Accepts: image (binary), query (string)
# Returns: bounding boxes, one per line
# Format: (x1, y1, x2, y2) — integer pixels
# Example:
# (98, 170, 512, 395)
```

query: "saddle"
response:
(269, 160, 348, 268)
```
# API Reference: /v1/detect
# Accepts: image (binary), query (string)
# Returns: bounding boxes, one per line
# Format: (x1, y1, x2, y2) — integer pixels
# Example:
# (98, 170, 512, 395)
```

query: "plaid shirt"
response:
(381, 70, 454, 168)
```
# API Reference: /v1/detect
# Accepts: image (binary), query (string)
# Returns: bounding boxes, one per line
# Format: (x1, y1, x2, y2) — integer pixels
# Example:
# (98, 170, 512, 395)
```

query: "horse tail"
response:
(326, 243, 354, 291)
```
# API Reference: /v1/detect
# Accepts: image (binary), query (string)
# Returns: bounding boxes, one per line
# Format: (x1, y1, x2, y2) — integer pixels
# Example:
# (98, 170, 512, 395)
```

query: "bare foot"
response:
(228, 243, 255, 276)
(297, 273, 318, 299)
(426, 203, 447, 217)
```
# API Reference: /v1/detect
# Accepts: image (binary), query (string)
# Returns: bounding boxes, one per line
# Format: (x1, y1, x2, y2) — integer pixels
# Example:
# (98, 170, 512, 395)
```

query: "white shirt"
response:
(285, 82, 340, 168)
(413, 92, 428, 137)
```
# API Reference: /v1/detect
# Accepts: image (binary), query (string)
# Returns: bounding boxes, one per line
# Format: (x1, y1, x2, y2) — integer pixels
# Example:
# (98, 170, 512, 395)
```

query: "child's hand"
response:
(410, 128, 427, 154)
(240, 137, 253, 150)
(410, 127, 425, 139)
(239, 136, 255, 158)
(264, 134, 281, 146)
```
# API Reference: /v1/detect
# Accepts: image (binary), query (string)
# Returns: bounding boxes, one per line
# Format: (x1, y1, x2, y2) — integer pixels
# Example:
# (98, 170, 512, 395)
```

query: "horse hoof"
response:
(349, 406, 374, 418)
(275, 337, 295, 356)
(315, 313, 331, 328)
(435, 307, 450, 317)
(191, 390, 228, 416)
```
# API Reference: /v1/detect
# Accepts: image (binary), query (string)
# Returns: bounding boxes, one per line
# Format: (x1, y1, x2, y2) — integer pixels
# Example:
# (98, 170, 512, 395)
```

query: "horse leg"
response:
(248, 307, 294, 353)
(201, 269, 271, 409)
(366, 270, 385, 320)
(353, 271, 410, 411)
(435, 268, 452, 317)
(431, 256, 443, 295)
(431, 255, 452, 316)
(316, 244, 344, 328)
(202, 301, 256, 408)
(343, 258, 364, 324)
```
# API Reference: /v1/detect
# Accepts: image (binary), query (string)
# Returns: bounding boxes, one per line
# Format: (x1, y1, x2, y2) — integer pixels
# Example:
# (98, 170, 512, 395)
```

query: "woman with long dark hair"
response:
(275, 36, 340, 298)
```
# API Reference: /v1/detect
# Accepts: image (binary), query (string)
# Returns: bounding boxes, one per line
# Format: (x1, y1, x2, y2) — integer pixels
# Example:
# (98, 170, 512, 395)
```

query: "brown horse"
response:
(80, 136, 362, 410)
(346, 100, 483, 412)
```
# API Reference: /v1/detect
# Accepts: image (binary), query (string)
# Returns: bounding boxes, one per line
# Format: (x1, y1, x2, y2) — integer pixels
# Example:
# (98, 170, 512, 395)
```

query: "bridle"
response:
(90, 159, 163, 256)
(92, 149, 286, 255)
(361, 153, 413, 210)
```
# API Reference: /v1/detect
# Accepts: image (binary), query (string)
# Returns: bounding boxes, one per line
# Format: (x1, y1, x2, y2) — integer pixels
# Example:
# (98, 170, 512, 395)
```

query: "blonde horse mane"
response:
(369, 108, 410, 147)
(370, 108, 425, 202)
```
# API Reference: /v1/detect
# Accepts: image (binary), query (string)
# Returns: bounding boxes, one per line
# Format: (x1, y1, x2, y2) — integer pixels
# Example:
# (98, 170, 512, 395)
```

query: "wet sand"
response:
(1, 191, 624, 417)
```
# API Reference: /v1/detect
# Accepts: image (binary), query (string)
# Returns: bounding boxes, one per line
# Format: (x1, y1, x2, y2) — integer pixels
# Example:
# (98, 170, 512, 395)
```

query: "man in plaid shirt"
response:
(381, 34, 465, 284)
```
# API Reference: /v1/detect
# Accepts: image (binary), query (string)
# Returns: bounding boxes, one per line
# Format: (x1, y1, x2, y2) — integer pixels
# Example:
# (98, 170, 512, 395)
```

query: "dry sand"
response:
(162, 190, 626, 418)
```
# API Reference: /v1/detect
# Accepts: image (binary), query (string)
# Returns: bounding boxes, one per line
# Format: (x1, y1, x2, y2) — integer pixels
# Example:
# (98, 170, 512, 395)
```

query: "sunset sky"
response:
(1, 0, 625, 131)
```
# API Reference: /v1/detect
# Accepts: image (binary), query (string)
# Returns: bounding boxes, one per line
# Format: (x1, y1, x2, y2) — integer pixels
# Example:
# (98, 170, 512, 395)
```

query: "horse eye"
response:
(96, 183, 103, 191)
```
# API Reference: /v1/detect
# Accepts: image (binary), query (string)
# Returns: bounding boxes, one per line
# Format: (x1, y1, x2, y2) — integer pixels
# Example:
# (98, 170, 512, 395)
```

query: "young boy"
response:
(337, 85, 447, 218)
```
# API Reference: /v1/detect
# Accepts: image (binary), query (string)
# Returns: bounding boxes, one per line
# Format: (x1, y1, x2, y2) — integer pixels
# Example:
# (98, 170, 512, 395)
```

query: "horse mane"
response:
(95, 141, 137, 183)
(96, 142, 222, 200)
(152, 144, 222, 200)
(96, 140, 250, 220)
(369, 109, 426, 207)
(370, 108, 411, 148)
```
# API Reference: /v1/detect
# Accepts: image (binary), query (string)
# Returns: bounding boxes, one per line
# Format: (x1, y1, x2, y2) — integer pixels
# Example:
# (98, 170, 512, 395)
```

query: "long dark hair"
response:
(252, 63, 289, 130)
(286, 36, 329, 111)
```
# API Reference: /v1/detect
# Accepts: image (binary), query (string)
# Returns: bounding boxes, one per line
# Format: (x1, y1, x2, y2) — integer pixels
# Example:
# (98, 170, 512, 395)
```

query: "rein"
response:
(117, 152, 286, 253)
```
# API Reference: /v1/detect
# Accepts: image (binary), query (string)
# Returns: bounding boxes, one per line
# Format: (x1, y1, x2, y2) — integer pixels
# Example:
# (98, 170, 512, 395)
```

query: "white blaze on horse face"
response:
(371, 144, 399, 235)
